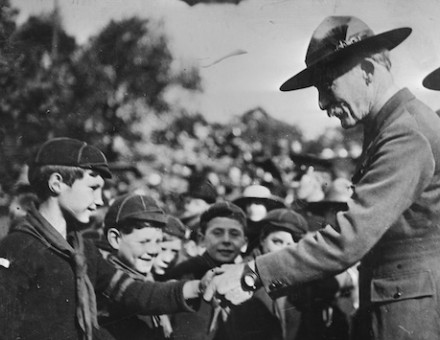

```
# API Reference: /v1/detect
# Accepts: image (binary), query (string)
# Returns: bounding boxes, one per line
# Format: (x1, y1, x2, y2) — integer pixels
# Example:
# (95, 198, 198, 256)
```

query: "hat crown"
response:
(306, 16, 373, 66)
(262, 208, 308, 235)
(105, 193, 166, 227)
(165, 216, 188, 239)
(242, 185, 271, 198)
(30, 137, 111, 179)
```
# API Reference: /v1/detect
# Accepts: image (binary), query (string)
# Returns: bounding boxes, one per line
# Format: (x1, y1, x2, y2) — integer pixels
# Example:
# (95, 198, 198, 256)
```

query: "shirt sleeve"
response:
(256, 125, 435, 297)
(95, 246, 194, 315)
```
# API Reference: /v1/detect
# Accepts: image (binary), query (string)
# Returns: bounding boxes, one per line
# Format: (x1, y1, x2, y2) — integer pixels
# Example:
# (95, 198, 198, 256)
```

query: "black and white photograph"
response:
(2, 0, 440, 339)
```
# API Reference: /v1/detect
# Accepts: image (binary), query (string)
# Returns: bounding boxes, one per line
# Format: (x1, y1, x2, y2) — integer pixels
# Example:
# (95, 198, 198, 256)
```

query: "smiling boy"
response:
(0, 137, 204, 340)
(165, 201, 247, 340)
(99, 193, 177, 340)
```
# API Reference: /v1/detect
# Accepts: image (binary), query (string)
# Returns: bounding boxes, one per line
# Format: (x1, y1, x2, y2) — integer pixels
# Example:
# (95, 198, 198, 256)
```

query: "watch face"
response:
(244, 274, 256, 288)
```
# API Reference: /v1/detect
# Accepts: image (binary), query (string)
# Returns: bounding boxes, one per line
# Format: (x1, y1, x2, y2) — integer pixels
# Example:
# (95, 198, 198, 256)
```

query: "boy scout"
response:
(0, 137, 204, 340)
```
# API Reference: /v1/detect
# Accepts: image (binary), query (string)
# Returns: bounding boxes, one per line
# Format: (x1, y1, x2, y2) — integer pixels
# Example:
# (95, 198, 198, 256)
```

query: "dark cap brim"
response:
(423, 67, 440, 90)
(280, 27, 412, 91)
(87, 164, 112, 179)
(306, 201, 348, 215)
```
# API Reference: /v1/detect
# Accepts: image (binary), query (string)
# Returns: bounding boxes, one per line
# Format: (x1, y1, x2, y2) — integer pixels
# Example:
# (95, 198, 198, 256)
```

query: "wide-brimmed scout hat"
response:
(306, 177, 353, 215)
(423, 67, 440, 90)
(280, 16, 412, 91)
(232, 185, 285, 212)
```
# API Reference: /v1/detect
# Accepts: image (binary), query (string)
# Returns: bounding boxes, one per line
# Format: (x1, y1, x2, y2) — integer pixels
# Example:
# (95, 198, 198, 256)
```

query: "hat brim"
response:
(88, 164, 112, 179)
(280, 27, 412, 91)
(233, 196, 286, 211)
(124, 211, 168, 225)
(423, 67, 440, 90)
(306, 201, 348, 215)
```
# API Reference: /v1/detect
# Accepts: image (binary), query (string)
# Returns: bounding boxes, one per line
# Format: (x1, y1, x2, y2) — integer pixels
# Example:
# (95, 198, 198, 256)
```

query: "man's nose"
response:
(318, 89, 330, 111)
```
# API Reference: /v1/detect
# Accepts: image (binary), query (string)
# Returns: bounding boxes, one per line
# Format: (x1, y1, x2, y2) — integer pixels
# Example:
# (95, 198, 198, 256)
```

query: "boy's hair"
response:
(29, 165, 85, 200)
(104, 193, 167, 235)
(199, 201, 247, 235)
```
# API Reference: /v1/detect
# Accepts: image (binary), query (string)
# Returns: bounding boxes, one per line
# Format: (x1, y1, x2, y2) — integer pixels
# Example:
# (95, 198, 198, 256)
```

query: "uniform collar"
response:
(363, 88, 414, 145)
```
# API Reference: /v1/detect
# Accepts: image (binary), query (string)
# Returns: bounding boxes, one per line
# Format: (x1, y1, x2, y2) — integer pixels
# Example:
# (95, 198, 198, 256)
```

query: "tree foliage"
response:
(0, 11, 202, 186)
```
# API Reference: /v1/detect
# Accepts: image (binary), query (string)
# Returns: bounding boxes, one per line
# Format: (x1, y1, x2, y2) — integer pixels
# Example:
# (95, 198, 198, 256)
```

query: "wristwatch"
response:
(241, 263, 262, 292)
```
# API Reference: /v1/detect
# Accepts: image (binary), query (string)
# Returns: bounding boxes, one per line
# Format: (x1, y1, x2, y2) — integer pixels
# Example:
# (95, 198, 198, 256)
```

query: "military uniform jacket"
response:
(256, 88, 440, 340)
(0, 209, 192, 340)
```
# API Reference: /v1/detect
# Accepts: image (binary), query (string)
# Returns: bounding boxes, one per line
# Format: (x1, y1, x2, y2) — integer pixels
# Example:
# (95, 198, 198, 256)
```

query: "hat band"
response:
(335, 34, 363, 51)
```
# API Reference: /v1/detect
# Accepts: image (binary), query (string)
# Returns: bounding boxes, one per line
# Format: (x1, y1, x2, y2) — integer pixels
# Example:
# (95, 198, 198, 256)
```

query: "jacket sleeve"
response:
(94, 246, 194, 315)
(256, 125, 435, 298)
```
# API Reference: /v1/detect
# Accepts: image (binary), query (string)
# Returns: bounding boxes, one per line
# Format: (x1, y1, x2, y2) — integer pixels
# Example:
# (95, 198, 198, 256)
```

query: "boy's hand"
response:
(199, 267, 224, 294)
(182, 267, 222, 299)
(203, 263, 253, 306)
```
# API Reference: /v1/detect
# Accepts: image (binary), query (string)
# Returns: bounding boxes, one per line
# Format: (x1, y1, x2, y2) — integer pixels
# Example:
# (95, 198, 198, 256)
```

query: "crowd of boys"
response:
(0, 136, 358, 340)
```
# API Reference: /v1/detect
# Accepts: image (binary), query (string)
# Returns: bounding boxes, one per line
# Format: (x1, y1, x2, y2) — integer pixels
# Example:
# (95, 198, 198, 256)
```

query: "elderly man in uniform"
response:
(204, 16, 440, 340)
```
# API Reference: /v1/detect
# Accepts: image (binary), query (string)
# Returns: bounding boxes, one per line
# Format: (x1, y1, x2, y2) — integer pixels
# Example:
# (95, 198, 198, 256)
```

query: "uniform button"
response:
(393, 288, 402, 299)
(269, 280, 283, 290)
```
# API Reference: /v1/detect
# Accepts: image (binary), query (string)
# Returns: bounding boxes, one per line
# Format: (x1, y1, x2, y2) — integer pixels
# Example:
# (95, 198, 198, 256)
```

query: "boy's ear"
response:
(107, 228, 121, 250)
(240, 236, 248, 253)
(48, 173, 64, 195)
(197, 231, 205, 246)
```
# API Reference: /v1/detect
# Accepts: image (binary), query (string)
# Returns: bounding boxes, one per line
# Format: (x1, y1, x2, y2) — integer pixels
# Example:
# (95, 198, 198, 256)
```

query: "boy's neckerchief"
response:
(107, 254, 174, 337)
(13, 206, 98, 340)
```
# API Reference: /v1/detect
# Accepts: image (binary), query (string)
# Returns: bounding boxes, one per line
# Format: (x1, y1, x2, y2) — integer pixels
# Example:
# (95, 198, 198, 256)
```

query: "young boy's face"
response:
(116, 226, 163, 274)
(59, 170, 104, 224)
(153, 233, 182, 275)
(261, 230, 295, 254)
(201, 217, 247, 263)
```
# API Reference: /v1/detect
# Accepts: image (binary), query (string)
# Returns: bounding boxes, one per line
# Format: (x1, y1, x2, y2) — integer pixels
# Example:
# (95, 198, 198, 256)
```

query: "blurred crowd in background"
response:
(0, 2, 363, 339)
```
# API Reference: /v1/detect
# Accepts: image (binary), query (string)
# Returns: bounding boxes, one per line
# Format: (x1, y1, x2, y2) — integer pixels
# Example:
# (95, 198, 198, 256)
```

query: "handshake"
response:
(197, 261, 261, 307)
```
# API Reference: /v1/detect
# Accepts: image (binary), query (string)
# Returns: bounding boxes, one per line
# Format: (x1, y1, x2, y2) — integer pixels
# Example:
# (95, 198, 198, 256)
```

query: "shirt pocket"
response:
(370, 270, 435, 303)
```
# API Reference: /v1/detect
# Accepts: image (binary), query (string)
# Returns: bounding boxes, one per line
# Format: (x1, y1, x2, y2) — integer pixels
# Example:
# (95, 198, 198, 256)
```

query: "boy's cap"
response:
(200, 201, 247, 232)
(105, 193, 167, 228)
(164, 215, 189, 240)
(183, 179, 217, 204)
(261, 208, 308, 241)
(29, 137, 111, 179)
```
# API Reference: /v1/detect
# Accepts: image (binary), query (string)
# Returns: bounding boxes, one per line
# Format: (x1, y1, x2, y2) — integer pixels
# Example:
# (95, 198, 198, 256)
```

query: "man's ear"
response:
(107, 228, 122, 250)
(48, 173, 64, 195)
(360, 59, 375, 85)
